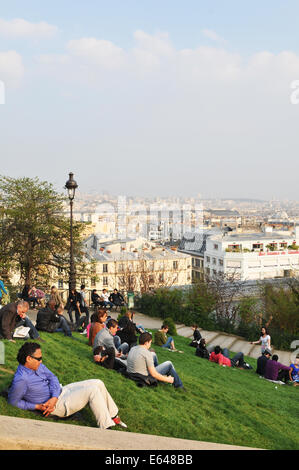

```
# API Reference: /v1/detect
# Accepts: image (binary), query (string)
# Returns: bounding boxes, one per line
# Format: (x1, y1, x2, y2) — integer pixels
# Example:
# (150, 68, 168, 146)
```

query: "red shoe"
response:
(113, 416, 127, 428)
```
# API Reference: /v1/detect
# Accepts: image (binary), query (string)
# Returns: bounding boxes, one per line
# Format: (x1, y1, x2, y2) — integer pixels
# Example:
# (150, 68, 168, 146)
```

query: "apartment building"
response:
(204, 226, 299, 281)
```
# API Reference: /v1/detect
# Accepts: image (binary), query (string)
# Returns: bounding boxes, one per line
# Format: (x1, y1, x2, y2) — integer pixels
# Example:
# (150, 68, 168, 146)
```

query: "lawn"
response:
(0, 331, 298, 450)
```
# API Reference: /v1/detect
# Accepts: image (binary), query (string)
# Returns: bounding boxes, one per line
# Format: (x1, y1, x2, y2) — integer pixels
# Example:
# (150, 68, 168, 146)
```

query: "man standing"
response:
(127, 332, 185, 390)
(36, 300, 73, 337)
(79, 284, 90, 325)
(0, 300, 43, 343)
(8, 342, 127, 429)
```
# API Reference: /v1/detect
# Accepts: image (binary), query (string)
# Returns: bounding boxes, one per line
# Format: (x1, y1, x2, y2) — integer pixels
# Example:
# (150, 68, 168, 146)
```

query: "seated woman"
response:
(195, 338, 210, 359)
(88, 309, 107, 347)
(189, 324, 202, 347)
(117, 321, 138, 351)
(118, 311, 145, 334)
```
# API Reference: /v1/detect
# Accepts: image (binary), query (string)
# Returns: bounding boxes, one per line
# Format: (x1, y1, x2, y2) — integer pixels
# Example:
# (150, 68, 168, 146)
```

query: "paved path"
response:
(27, 308, 295, 365)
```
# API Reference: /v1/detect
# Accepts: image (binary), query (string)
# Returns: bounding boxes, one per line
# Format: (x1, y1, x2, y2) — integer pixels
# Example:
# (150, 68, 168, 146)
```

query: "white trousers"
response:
(51, 379, 118, 429)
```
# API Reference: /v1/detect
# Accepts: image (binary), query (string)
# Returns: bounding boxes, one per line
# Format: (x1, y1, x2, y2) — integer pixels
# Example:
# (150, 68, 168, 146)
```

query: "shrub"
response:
(163, 317, 177, 336)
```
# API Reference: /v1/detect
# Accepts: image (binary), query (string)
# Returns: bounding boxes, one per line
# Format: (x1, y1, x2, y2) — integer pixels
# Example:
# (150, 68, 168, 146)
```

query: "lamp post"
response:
(65, 172, 78, 292)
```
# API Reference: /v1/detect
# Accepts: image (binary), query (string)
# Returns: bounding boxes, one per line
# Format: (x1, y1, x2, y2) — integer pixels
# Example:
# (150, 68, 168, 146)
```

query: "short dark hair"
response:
(214, 345, 221, 355)
(107, 319, 118, 329)
(139, 332, 152, 345)
(161, 324, 168, 330)
(81, 284, 85, 290)
(272, 354, 279, 361)
(17, 342, 41, 365)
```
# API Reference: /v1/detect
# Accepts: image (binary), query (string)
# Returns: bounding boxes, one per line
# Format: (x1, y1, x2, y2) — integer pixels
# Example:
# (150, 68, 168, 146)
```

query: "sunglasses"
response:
(30, 355, 43, 361)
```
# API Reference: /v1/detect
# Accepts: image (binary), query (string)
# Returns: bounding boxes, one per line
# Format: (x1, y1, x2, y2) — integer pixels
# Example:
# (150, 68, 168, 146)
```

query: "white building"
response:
(204, 226, 299, 281)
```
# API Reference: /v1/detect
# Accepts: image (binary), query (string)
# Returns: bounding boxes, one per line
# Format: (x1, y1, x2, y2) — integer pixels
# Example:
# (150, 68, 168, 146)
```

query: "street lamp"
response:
(65, 172, 78, 292)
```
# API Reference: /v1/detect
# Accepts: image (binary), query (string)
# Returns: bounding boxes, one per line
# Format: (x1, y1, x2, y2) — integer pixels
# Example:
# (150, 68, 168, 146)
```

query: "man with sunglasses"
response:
(8, 342, 127, 429)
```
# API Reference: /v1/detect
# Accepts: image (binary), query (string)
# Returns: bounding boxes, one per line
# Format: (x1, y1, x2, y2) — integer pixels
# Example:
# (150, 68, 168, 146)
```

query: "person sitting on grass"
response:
(0, 300, 44, 343)
(264, 354, 291, 383)
(88, 309, 107, 347)
(35, 299, 73, 338)
(8, 342, 127, 429)
(256, 349, 272, 377)
(93, 319, 129, 360)
(93, 345, 127, 372)
(189, 324, 202, 348)
(126, 332, 185, 390)
(154, 324, 177, 351)
(195, 338, 210, 359)
(209, 345, 246, 368)
(289, 355, 299, 387)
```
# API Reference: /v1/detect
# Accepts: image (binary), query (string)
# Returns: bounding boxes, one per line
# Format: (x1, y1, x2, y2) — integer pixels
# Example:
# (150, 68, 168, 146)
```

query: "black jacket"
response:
(36, 306, 60, 333)
(256, 355, 269, 376)
(0, 303, 19, 340)
(196, 344, 210, 359)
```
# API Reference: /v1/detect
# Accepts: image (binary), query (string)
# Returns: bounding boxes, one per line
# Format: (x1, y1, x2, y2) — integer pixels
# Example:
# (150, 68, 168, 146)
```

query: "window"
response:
(103, 276, 108, 286)
(58, 267, 63, 274)
(159, 273, 164, 283)
(173, 261, 178, 270)
(206, 256, 210, 263)
(58, 279, 63, 289)
(214, 244, 219, 250)
(118, 263, 124, 272)
(219, 259, 223, 266)
(103, 264, 108, 273)
(80, 278, 86, 286)
(149, 275, 155, 284)
(212, 258, 216, 265)
(91, 277, 96, 287)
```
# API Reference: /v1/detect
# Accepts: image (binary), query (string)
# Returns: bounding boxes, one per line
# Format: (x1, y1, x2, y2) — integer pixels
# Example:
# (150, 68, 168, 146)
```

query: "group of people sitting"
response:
(1, 298, 298, 433)
(88, 312, 185, 390)
(20, 284, 46, 309)
(189, 324, 299, 385)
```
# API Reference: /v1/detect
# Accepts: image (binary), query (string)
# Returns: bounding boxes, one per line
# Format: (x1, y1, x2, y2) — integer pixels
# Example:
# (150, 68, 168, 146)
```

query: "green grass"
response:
(0, 331, 298, 450)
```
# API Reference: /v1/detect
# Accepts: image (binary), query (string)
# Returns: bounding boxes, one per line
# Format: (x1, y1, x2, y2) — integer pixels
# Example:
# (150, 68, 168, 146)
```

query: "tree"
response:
(0, 175, 84, 286)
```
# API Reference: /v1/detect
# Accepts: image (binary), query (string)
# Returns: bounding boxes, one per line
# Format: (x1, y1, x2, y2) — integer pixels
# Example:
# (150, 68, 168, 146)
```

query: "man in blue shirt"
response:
(8, 342, 127, 429)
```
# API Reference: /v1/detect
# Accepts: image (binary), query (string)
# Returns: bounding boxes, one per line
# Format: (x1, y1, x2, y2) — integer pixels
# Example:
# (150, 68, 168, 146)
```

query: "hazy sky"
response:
(1, 0, 299, 200)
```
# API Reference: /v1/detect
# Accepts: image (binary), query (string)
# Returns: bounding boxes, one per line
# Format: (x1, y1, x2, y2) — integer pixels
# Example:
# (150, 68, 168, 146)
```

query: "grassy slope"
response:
(0, 331, 298, 450)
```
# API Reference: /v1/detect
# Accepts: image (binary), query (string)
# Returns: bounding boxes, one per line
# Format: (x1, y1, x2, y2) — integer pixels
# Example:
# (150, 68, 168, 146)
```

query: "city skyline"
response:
(1, 1, 299, 199)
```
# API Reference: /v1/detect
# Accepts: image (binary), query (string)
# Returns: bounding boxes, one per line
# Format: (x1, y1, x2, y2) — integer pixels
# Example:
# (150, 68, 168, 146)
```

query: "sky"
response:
(1, 0, 299, 200)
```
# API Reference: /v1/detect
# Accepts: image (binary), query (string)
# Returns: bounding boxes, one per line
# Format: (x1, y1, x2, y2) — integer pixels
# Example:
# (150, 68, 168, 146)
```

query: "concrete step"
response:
(272, 350, 291, 366)
(175, 326, 193, 338)
(0, 415, 257, 450)
(229, 340, 253, 356)
(199, 330, 221, 344)
(249, 345, 263, 359)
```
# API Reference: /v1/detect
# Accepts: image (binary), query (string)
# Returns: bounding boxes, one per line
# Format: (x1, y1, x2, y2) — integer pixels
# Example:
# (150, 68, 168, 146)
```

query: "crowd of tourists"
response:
(0, 279, 298, 431)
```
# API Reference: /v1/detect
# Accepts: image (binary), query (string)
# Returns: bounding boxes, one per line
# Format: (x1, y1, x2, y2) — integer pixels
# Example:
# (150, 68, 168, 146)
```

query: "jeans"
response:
(156, 360, 183, 388)
(113, 335, 129, 355)
(55, 316, 72, 337)
(222, 348, 245, 367)
(161, 336, 173, 349)
(103, 301, 114, 309)
(16, 317, 40, 339)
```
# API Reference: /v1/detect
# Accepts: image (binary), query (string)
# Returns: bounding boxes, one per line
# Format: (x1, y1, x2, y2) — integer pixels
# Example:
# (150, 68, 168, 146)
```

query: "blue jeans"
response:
(103, 301, 114, 309)
(156, 360, 183, 388)
(114, 335, 129, 355)
(222, 348, 245, 367)
(55, 317, 72, 337)
(161, 336, 173, 349)
(16, 317, 40, 339)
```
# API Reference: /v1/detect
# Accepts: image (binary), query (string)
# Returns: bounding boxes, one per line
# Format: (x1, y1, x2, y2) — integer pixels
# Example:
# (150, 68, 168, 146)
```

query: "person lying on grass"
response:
(209, 345, 247, 369)
(8, 342, 127, 429)
(127, 331, 185, 390)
